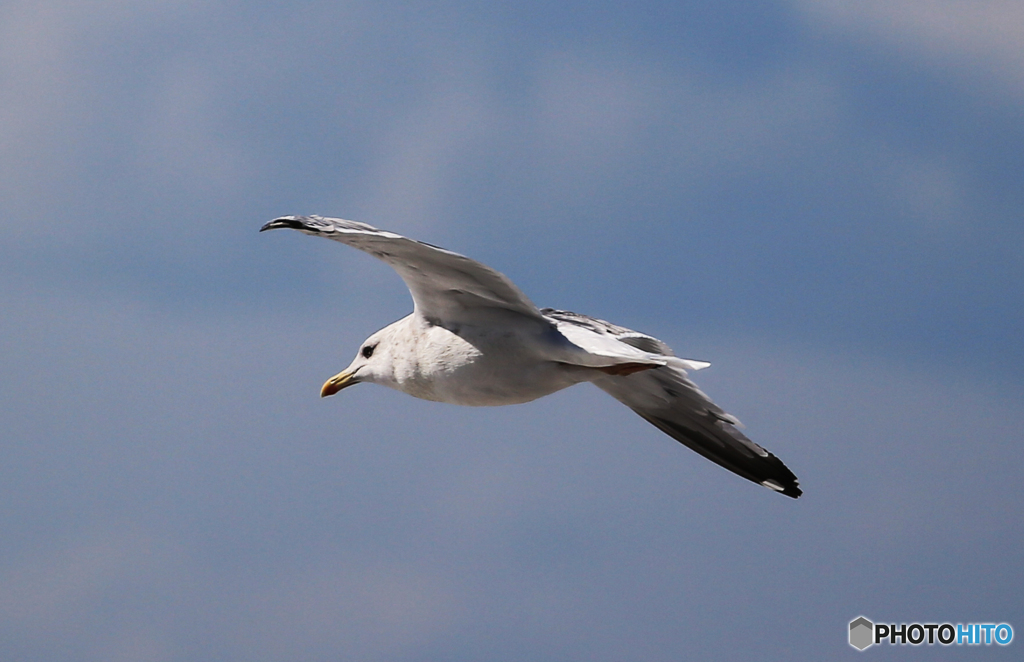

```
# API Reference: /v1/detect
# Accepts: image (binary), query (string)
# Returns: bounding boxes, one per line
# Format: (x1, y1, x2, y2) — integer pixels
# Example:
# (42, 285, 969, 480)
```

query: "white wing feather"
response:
(261, 215, 544, 325)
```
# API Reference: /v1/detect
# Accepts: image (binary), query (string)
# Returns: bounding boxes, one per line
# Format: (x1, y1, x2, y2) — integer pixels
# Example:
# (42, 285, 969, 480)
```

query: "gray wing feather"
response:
(547, 310, 801, 498)
(261, 216, 543, 324)
(593, 366, 802, 497)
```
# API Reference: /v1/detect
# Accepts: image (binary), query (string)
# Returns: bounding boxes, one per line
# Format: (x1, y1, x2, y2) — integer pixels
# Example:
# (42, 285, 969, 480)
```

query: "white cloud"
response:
(522, 51, 845, 212)
(133, 59, 248, 196)
(0, 0, 216, 242)
(884, 151, 969, 237)
(236, 559, 464, 659)
(0, 0, 195, 141)
(793, 0, 1024, 95)
(351, 76, 496, 233)
(0, 528, 183, 661)
(535, 52, 661, 155)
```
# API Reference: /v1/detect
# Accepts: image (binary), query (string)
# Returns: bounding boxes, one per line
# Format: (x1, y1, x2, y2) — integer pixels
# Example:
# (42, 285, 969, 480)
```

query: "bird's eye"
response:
(361, 344, 376, 359)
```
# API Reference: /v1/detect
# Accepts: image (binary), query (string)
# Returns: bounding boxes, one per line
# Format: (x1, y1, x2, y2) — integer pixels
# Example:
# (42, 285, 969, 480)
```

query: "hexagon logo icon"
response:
(850, 616, 874, 650)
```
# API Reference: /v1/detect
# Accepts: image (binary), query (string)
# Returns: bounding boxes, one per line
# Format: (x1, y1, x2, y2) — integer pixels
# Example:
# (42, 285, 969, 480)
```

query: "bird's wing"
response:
(549, 310, 801, 497)
(261, 215, 544, 325)
(542, 309, 711, 371)
(594, 367, 802, 497)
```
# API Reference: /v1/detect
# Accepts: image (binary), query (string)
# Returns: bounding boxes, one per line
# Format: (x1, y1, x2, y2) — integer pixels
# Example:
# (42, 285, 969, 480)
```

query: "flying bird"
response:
(261, 215, 801, 498)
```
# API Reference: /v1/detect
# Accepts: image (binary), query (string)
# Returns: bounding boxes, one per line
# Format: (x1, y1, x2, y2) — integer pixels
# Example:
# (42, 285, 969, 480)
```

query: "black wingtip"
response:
(260, 216, 305, 232)
(639, 414, 802, 499)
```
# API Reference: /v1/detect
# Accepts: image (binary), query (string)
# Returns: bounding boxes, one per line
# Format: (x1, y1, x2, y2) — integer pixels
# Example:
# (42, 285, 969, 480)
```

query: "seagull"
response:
(261, 215, 801, 498)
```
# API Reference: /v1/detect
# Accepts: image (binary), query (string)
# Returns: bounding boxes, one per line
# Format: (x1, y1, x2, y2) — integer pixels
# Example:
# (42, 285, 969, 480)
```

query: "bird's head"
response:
(320, 321, 411, 397)
(320, 328, 389, 397)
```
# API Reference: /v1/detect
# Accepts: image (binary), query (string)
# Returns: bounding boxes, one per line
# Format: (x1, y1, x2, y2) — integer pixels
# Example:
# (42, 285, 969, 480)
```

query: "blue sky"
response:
(2, 1, 1022, 660)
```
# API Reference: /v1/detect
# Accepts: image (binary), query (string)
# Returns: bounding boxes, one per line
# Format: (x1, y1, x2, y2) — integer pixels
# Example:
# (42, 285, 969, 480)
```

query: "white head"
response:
(319, 322, 403, 397)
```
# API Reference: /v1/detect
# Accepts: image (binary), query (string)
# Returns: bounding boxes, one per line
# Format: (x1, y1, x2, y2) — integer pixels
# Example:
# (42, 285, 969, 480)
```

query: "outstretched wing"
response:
(547, 310, 801, 497)
(594, 366, 802, 497)
(261, 215, 544, 325)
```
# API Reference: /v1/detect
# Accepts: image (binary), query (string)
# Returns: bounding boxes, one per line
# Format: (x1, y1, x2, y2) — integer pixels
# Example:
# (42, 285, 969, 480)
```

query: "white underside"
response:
(383, 318, 599, 406)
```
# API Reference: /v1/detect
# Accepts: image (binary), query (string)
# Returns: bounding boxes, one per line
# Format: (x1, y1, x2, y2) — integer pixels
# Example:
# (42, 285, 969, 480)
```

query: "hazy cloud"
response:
(794, 0, 1024, 94)
(1, 3, 1021, 660)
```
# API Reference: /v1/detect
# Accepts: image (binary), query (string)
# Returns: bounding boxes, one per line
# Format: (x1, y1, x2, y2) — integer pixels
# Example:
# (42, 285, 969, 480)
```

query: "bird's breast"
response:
(389, 323, 588, 406)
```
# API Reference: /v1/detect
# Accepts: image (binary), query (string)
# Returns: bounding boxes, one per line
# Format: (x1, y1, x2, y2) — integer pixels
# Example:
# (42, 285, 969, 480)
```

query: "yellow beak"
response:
(321, 369, 359, 397)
